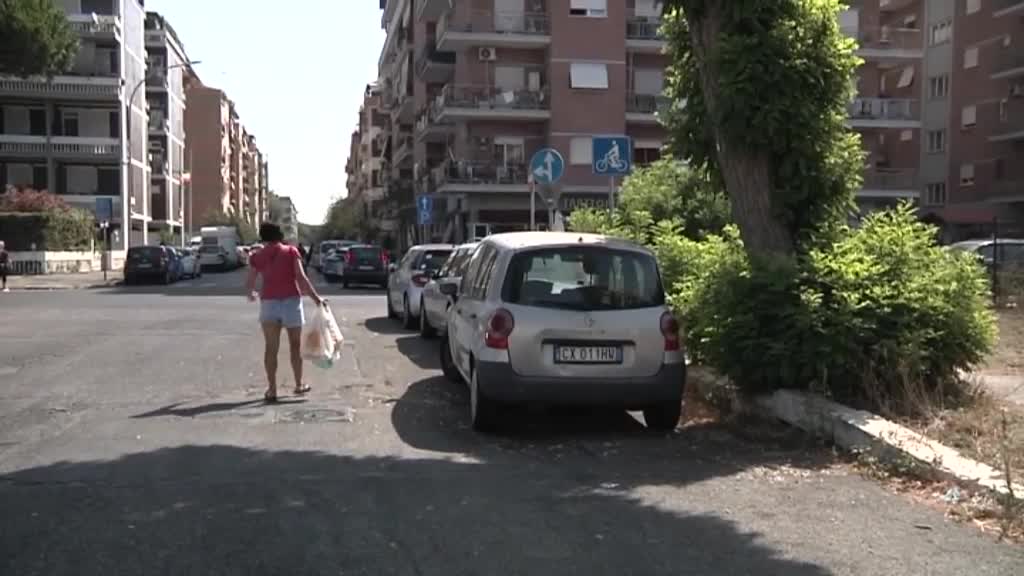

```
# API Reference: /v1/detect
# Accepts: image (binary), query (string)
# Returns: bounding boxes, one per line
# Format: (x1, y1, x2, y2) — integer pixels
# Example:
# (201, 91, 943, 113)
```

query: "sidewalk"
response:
(6, 270, 121, 291)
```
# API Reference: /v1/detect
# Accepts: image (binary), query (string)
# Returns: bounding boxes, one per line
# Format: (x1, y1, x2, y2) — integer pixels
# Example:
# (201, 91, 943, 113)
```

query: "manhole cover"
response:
(278, 407, 354, 424)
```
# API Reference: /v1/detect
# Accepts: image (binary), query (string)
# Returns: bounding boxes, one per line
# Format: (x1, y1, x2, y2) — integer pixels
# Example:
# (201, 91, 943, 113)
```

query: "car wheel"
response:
(419, 299, 436, 339)
(643, 401, 682, 433)
(386, 290, 398, 319)
(402, 295, 416, 330)
(470, 366, 499, 433)
(440, 333, 461, 383)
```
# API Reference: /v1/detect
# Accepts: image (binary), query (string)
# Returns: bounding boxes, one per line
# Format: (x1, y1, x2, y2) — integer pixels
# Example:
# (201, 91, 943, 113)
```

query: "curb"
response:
(689, 366, 1024, 498)
(9, 280, 121, 291)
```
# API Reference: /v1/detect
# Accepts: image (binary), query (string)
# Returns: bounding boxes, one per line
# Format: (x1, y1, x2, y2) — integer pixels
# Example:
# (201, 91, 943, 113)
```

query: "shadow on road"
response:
(0, 442, 834, 575)
(395, 335, 440, 370)
(95, 285, 387, 298)
(132, 398, 307, 419)
(363, 316, 410, 336)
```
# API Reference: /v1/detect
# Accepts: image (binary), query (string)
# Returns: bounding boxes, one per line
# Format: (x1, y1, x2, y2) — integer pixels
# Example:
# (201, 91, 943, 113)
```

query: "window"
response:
(501, 247, 665, 311)
(108, 111, 119, 138)
(928, 75, 949, 99)
(927, 129, 945, 152)
(900, 129, 913, 142)
(492, 137, 524, 168)
(966, 0, 980, 15)
(897, 66, 914, 89)
(416, 249, 454, 273)
(633, 68, 664, 95)
(32, 165, 47, 189)
(960, 164, 975, 186)
(633, 146, 662, 166)
(494, 66, 525, 91)
(464, 245, 498, 300)
(569, 62, 609, 89)
(961, 104, 977, 127)
(569, 0, 607, 17)
(964, 46, 979, 69)
(903, 14, 917, 28)
(925, 182, 947, 206)
(570, 137, 593, 165)
(930, 21, 952, 45)
(29, 108, 45, 135)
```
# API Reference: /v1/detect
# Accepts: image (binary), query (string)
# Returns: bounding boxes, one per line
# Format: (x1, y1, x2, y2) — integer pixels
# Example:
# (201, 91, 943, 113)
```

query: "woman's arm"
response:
(245, 267, 259, 302)
(294, 254, 323, 305)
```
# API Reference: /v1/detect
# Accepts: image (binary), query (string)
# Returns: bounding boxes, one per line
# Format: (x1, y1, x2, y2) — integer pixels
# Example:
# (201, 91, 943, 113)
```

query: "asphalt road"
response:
(1, 268, 1021, 575)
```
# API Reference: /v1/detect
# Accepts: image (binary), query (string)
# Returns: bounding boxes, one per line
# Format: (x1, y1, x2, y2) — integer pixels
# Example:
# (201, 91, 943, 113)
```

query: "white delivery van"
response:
(198, 226, 241, 270)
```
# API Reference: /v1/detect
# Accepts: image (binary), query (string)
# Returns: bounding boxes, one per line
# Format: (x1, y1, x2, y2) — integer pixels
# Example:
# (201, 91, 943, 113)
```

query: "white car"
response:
(178, 248, 202, 279)
(417, 242, 478, 338)
(386, 244, 455, 329)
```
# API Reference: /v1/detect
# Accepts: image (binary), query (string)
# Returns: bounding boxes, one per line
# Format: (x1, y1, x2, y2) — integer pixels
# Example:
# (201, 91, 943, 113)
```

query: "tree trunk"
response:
(686, 3, 794, 257)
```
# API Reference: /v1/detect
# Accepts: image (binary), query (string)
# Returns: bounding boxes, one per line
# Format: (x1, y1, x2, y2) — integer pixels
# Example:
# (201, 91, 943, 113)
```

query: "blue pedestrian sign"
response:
(592, 136, 632, 175)
(529, 148, 564, 185)
(417, 195, 433, 226)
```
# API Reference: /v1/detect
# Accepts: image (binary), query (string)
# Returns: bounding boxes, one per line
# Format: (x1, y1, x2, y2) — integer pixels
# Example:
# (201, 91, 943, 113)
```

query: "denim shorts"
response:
(259, 297, 304, 328)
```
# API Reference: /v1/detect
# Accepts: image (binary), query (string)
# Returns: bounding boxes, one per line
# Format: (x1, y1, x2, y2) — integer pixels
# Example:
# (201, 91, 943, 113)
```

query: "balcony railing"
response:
(67, 14, 122, 36)
(0, 135, 119, 156)
(415, 44, 456, 78)
(991, 99, 1024, 142)
(0, 134, 47, 155)
(848, 98, 919, 122)
(434, 160, 529, 188)
(862, 169, 917, 191)
(393, 134, 414, 162)
(845, 26, 922, 53)
(626, 93, 671, 115)
(441, 10, 549, 36)
(992, 47, 1024, 79)
(994, 0, 1024, 17)
(435, 84, 550, 112)
(626, 17, 662, 40)
(0, 75, 120, 99)
(988, 180, 1024, 202)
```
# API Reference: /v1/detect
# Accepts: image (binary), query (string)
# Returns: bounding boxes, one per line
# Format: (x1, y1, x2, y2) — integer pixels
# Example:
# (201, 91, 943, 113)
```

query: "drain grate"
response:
(277, 407, 354, 424)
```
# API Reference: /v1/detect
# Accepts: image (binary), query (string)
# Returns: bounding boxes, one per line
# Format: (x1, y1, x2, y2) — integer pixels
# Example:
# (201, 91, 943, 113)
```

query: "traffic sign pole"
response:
(609, 176, 616, 213)
(529, 180, 536, 231)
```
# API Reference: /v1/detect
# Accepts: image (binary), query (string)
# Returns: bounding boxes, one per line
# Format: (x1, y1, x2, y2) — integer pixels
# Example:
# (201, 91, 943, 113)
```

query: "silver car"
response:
(439, 232, 686, 433)
(418, 243, 479, 338)
(386, 244, 455, 329)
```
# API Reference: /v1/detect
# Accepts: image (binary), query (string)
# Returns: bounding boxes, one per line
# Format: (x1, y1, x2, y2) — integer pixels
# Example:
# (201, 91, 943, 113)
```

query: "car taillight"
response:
(485, 308, 515, 350)
(381, 251, 389, 265)
(412, 273, 430, 287)
(660, 312, 681, 351)
(346, 251, 355, 265)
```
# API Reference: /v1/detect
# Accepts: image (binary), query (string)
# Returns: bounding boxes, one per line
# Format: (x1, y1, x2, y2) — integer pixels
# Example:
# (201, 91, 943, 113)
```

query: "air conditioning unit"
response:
(478, 47, 497, 61)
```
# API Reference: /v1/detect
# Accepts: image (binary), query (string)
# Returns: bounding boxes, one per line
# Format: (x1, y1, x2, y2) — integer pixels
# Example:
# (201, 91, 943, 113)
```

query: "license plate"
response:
(359, 265, 374, 271)
(554, 345, 622, 364)
(136, 263, 152, 268)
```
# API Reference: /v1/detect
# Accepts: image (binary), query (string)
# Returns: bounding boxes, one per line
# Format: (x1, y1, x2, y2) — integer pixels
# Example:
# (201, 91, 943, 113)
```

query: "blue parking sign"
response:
(592, 136, 632, 175)
(417, 195, 433, 225)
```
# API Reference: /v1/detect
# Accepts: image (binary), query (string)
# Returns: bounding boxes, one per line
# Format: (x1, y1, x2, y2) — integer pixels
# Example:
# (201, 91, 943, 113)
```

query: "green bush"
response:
(0, 210, 95, 251)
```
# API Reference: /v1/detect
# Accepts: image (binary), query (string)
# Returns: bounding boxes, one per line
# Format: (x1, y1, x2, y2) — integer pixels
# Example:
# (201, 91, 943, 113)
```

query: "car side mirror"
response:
(439, 281, 459, 297)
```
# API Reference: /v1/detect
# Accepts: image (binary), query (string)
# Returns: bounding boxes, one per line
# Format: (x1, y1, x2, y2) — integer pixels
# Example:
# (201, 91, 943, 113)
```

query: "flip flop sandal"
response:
(293, 385, 312, 395)
(264, 390, 278, 403)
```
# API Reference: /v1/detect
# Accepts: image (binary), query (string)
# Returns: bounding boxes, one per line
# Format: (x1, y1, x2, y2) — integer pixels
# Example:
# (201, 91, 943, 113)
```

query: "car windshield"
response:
(128, 247, 164, 259)
(199, 246, 221, 254)
(420, 250, 452, 272)
(502, 247, 664, 311)
(351, 247, 382, 259)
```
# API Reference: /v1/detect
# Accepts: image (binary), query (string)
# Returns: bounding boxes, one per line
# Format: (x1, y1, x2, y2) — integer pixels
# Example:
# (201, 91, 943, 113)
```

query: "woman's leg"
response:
(286, 327, 306, 392)
(261, 321, 282, 397)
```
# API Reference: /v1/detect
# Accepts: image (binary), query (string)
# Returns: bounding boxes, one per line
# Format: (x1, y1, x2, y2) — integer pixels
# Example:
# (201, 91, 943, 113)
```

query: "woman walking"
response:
(246, 222, 323, 402)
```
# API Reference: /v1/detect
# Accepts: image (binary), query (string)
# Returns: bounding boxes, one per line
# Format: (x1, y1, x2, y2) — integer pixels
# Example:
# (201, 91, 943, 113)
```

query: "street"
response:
(0, 268, 1021, 575)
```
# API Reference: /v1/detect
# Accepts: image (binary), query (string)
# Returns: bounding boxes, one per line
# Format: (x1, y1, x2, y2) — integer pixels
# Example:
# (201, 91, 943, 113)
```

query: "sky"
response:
(147, 0, 386, 224)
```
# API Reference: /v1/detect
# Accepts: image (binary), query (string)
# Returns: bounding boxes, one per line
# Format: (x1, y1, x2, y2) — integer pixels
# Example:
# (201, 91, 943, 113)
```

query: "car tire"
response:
(163, 271, 171, 285)
(440, 333, 461, 383)
(402, 295, 416, 330)
(643, 401, 682, 433)
(419, 299, 436, 339)
(386, 290, 398, 319)
(470, 366, 499, 433)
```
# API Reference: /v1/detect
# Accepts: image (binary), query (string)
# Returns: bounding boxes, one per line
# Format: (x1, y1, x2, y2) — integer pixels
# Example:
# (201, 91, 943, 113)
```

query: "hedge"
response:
(0, 210, 96, 251)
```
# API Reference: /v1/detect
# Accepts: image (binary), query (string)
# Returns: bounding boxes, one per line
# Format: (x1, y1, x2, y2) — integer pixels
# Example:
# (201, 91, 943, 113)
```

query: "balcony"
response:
(879, 0, 918, 11)
(992, 47, 1024, 81)
(0, 135, 119, 158)
(626, 93, 671, 125)
(429, 84, 550, 122)
(0, 135, 47, 156)
(994, 0, 1024, 18)
(148, 118, 170, 134)
(416, 106, 454, 143)
(415, 44, 455, 82)
(858, 169, 918, 198)
(990, 100, 1024, 143)
(147, 71, 168, 91)
(626, 16, 665, 53)
(417, 0, 451, 21)
(0, 75, 120, 100)
(436, 10, 549, 51)
(67, 14, 122, 39)
(987, 180, 1024, 203)
(845, 26, 922, 60)
(847, 98, 920, 128)
(432, 159, 530, 194)
(393, 133, 414, 166)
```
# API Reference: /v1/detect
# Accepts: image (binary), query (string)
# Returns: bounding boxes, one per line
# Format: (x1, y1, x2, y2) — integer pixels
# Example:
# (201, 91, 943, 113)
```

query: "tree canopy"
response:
(0, 0, 78, 77)
(618, 158, 730, 240)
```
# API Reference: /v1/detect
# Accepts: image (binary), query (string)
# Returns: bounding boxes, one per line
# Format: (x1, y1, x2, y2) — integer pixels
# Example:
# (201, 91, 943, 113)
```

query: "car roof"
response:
(484, 231, 652, 253)
(410, 243, 456, 251)
(456, 242, 479, 250)
(951, 238, 1024, 249)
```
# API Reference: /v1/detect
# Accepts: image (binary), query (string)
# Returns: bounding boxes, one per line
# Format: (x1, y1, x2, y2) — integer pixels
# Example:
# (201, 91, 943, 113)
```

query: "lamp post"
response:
(125, 59, 201, 243)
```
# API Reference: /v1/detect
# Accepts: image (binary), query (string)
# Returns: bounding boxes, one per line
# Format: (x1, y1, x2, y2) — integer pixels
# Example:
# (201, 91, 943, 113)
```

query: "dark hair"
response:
(259, 222, 284, 243)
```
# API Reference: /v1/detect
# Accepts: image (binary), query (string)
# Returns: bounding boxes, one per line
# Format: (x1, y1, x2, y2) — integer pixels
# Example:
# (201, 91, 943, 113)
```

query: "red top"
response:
(251, 243, 302, 300)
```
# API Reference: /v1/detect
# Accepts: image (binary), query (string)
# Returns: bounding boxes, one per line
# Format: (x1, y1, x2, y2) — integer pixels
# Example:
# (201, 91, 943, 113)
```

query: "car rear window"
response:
(199, 246, 221, 254)
(502, 247, 664, 311)
(351, 247, 382, 259)
(420, 250, 452, 272)
(128, 247, 164, 259)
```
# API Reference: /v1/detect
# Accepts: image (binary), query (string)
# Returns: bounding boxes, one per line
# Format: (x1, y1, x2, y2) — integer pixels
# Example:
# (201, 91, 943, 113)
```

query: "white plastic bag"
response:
(301, 302, 344, 369)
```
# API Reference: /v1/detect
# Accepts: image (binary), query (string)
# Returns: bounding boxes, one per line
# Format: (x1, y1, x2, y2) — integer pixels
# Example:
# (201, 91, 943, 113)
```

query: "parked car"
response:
(950, 239, 1024, 268)
(339, 244, 389, 288)
(438, 232, 685, 432)
(125, 246, 178, 285)
(418, 242, 478, 338)
(321, 248, 349, 282)
(177, 247, 202, 279)
(237, 246, 251, 266)
(311, 240, 359, 271)
(199, 245, 236, 270)
(386, 244, 455, 328)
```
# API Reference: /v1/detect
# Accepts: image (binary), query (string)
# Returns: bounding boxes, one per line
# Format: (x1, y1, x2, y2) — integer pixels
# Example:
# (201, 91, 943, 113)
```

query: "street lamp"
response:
(125, 59, 201, 244)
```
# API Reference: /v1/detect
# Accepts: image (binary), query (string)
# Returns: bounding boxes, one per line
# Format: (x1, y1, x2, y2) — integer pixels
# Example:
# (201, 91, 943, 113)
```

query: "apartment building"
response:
(145, 11, 192, 242)
(183, 80, 233, 230)
(0, 0, 149, 250)
(274, 195, 299, 242)
(842, 0, 1024, 238)
(379, 0, 669, 247)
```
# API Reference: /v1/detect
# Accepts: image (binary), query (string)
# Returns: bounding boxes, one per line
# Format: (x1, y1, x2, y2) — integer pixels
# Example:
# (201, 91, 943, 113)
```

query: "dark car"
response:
(339, 245, 389, 288)
(125, 246, 178, 285)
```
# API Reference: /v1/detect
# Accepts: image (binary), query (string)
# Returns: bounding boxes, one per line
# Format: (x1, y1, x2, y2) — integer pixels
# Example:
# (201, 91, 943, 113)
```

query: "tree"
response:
(662, 0, 863, 257)
(1, 186, 70, 212)
(322, 196, 361, 241)
(618, 158, 730, 240)
(0, 0, 78, 77)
